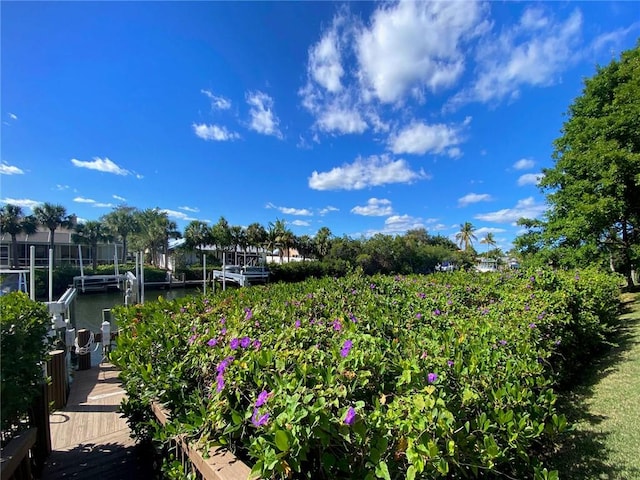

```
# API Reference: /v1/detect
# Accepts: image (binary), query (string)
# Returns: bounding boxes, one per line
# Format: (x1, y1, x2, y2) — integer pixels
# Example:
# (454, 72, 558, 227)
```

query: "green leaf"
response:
(406, 465, 416, 480)
(274, 429, 290, 452)
(375, 460, 391, 480)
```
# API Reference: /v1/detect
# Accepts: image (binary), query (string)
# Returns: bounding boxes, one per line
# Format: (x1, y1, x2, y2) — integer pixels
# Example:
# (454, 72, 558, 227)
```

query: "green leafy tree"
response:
(130, 209, 180, 266)
(455, 222, 477, 252)
(246, 222, 267, 260)
(102, 205, 139, 262)
(540, 43, 640, 286)
(296, 235, 315, 261)
(33, 202, 72, 266)
(480, 232, 497, 256)
(211, 217, 232, 260)
(314, 226, 333, 260)
(72, 220, 113, 272)
(0, 204, 37, 268)
(184, 220, 212, 264)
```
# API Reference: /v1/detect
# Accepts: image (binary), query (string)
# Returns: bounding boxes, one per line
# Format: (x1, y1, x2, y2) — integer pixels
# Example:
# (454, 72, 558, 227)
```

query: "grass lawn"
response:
(550, 292, 640, 479)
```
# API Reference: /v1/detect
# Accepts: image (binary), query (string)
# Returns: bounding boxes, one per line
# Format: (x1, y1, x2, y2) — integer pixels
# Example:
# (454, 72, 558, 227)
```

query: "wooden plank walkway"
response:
(42, 363, 155, 480)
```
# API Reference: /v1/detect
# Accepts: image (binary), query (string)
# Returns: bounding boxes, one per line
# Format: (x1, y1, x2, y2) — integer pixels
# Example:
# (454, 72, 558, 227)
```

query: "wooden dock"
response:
(41, 363, 154, 480)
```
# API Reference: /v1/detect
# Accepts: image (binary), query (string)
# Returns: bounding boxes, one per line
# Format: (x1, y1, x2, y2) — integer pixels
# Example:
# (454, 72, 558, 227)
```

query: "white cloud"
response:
(94, 202, 114, 208)
(351, 198, 393, 216)
(319, 206, 339, 216)
(291, 219, 311, 227)
(71, 157, 131, 176)
(309, 154, 429, 191)
(513, 158, 534, 170)
(246, 91, 282, 138)
(316, 105, 367, 134)
(589, 22, 640, 55)
(74, 197, 96, 204)
(161, 209, 197, 222)
(389, 119, 469, 156)
(113, 194, 126, 201)
(56, 185, 70, 191)
(363, 214, 425, 237)
(1, 198, 41, 210)
(356, 1, 488, 104)
(451, 7, 583, 106)
(193, 123, 240, 141)
(201, 89, 232, 110)
(517, 173, 544, 186)
(266, 202, 313, 216)
(0, 162, 24, 175)
(475, 226, 506, 235)
(179, 206, 200, 213)
(308, 17, 345, 93)
(8, 113, 18, 120)
(458, 193, 493, 207)
(475, 197, 546, 223)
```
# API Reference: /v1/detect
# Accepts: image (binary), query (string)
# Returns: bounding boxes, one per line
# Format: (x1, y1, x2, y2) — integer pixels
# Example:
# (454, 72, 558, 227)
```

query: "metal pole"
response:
(222, 252, 226, 291)
(78, 245, 85, 292)
(30, 246, 36, 301)
(48, 248, 53, 302)
(140, 251, 145, 304)
(203, 254, 207, 295)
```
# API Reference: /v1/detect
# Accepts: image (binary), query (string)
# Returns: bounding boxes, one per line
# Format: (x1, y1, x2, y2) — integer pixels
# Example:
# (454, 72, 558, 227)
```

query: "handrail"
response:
(0, 427, 37, 478)
(151, 402, 251, 480)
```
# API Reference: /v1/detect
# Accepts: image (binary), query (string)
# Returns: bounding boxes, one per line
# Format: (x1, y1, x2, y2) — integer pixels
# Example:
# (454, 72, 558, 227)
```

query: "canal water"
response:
(71, 287, 201, 333)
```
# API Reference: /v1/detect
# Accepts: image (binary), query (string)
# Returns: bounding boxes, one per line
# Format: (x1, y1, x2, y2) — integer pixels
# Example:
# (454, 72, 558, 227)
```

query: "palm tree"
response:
(102, 205, 139, 262)
(268, 219, 291, 262)
(0, 204, 38, 268)
(455, 222, 477, 251)
(130, 209, 180, 266)
(72, 220, 113, 272)
(480, 232, 497, 256)
(211, 217, 232, 262)
(33, 202, 72, 266)
(246, 222, 267, 261)
(314, 226, 333, 260)
(184, 220, 211, 265)
(296, 235, 315, 261)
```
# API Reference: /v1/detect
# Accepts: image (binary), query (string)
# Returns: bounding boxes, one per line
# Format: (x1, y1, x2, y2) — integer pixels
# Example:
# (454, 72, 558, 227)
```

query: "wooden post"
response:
(30, 383, 51, 475)
(77, 329, 91, 370)
(47, 350, 67, 409)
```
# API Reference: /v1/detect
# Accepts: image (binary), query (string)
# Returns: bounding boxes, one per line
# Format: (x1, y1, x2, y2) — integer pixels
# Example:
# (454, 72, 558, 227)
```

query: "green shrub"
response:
(0, 292, 51, 435)
(112, 268, 620, 479)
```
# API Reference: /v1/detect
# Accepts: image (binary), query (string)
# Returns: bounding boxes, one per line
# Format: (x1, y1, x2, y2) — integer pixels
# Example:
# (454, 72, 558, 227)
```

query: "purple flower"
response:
(349, 313, 357, 323)
(294, 319, 301, 329)
(255, 390, 270, 407)
(220, 317, 226, 325)
(499, 340, 507, 346)
(418, 292, 426, 299)
(538, 313, 545, 320)
(220, 327, 227, 336)
(251, 408, 270, 427)
(351, 289, 357, 295)
(207, 338, 218, 347)
(416, 313, 423, 319)
(340, 340, 353, 358)
(216, 375, 225, 392)
(420, 351, 428, 359)
(433, 309, 441, 316)
(244, 308, 253, 321)
(427, 372, 438, 383)
(343, 406, 356, 425)
(253, 339, 262, 350)
(230, 338, 240, 349)
(447, 360, 454, 367)
(240, 336, 251, 348)
(333, 319, 342, 331)
(180, 307, 186, 313)
(525, 304, 530, 311)
(216, 356, 234, 373)
(528, 323, 537, 329)
(188, 334, 198, 345)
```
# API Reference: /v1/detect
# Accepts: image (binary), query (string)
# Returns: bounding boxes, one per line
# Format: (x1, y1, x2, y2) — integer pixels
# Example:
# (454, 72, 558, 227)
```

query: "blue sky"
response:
(1, 1, 638, 251)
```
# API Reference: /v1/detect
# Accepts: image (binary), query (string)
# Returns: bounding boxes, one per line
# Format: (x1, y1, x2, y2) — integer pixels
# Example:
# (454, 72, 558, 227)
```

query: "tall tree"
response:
(33, 202, 72, 266)
(211, 217, 232, 261)
(540, 43, 640, 286)
(130, 209, 180, 266)
(102, 205, 139, 262)
(296, 235, 315, 261)
(246, 222, 267, 260)
(0, 204, 38, 268)
(229, 225, 248, 264)
(455, 222, 477, 252)
(184, 220, 211, 264)
(314, 226, 333, 260)
(72, 220, 112, 272)
(480, 232, 497, 256)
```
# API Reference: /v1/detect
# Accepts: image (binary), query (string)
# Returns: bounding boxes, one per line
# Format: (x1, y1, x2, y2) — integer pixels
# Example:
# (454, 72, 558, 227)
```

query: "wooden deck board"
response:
(42, 363, 155, 479)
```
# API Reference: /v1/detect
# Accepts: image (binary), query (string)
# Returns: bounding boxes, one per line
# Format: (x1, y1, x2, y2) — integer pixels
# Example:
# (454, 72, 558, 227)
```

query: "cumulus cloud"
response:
(351, 198, 393, 216)
(1, 198, 41, 210)
(475, 226, 506, 235)
(266, 202, 313, 216)
(74, 197, 96, 204)
(513, 158, 534, 170)
(475, 197, 546, 223)
(291, 219, 311, 227)
(113, 194, 126, 202)
(161, 209, 197, 222)
(363, 214, 425, 237)
(458, 193, 493, 207)
(308, 18, 345, 93)
(71, 157, 131, 176)
(308, 154, 429, 191)
(356, 1, 488, 104)
(316, 105, 367, 134)
(451, 7, 583, 106)
(193, 123, 240, 141)
(0, 162, 24, 175)
(179, 206, 200, 213)
(201, 89, 232, 110)
(389, 118, 470, 156)
(246, 91, 282, 138)
(94, 202, 114, 208)
(319, 206, 339, 216)
(517, 173, 544, 186)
